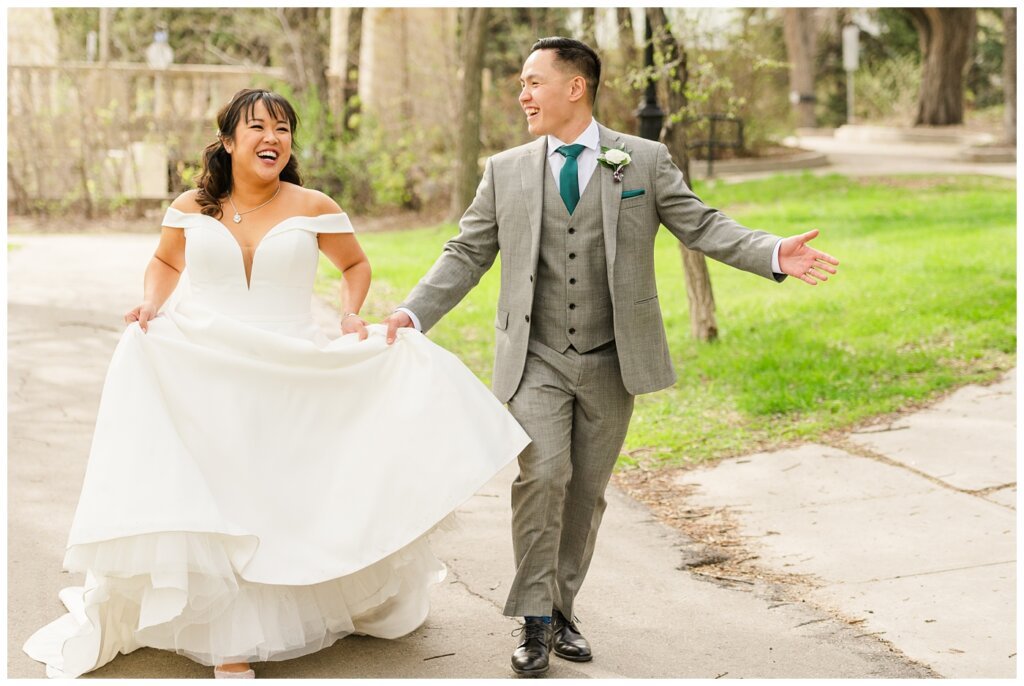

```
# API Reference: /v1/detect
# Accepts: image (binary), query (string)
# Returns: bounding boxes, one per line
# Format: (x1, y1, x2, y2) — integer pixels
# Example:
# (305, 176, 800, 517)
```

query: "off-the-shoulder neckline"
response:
(164, 207, 346, 222)
(161, 208, 351, 235)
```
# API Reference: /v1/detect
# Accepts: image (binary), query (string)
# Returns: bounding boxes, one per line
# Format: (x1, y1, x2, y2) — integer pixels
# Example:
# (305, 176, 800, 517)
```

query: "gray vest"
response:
(530, 166, 614, 354)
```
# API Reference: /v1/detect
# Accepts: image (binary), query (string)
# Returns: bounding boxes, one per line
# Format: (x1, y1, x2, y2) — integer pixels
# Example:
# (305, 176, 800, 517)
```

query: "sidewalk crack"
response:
(822, 436, 1010, 498)
(839, 559, 1015, 584)
(443, 559, 505, 613)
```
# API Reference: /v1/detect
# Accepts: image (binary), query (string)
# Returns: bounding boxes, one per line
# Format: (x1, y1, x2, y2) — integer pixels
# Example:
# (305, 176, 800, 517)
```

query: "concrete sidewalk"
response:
(7, 233, 934, 678)
(675, 371, 1016, 678)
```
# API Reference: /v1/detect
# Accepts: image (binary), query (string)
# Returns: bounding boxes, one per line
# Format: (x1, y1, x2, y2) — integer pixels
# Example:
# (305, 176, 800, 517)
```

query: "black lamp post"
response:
(635, 12, 665, 141)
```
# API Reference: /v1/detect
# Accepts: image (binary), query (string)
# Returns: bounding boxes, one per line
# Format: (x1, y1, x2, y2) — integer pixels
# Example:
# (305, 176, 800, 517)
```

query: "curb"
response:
(833, 124, 994, 146)
(690, 151, 829, 179)
(958, 145, 1017, 163)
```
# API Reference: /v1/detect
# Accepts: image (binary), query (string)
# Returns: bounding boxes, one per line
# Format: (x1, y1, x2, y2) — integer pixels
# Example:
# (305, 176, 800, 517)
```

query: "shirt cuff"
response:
(771, 239, 783, 275)
(396, 307, 422, 332)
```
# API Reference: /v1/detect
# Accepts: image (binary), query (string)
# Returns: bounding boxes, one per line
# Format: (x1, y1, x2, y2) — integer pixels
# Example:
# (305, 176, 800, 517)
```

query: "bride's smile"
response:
(224, 99, 292, 187)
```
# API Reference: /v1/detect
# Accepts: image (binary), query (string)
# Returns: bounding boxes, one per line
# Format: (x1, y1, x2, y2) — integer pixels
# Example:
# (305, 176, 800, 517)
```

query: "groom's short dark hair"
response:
(531, 37, 601, 106)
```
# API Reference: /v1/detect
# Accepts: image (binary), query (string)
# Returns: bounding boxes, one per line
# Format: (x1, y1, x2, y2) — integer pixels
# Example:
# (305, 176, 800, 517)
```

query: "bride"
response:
(22, 88, 530, 678)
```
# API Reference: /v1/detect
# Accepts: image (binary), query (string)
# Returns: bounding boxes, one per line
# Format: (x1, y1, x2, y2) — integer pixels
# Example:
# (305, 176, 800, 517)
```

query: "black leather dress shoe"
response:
(552, 609, 592, 662)
(511, 617, 552, 676)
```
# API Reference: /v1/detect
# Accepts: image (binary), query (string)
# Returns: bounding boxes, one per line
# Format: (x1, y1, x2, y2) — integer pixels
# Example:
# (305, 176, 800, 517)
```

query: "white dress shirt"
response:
(546, 118, 601, 196)
(398, 118, 782, 330)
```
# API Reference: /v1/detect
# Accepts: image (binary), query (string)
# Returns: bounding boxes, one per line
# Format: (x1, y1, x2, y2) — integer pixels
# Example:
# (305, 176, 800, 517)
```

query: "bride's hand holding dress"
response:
(123, 223, 187, 333)
(340, 313, 369, 340)
(124, 301, 159, 332)
(316, 228, 371, 341)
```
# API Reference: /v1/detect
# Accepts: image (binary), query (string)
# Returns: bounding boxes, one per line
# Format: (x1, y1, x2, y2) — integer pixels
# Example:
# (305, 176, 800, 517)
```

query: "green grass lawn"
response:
(317, 173, 1016, 468)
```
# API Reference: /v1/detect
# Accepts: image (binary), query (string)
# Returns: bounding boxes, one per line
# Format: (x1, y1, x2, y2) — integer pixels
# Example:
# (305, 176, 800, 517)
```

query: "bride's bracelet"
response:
(342, 312, 361, 320)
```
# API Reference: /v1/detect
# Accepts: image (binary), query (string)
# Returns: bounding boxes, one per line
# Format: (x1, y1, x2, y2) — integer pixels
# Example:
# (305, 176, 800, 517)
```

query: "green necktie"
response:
(556, 144, 586, 215)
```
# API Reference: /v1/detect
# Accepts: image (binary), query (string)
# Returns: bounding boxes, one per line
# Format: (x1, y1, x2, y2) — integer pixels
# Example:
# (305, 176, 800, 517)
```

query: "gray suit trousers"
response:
(503, 338, 634, 618)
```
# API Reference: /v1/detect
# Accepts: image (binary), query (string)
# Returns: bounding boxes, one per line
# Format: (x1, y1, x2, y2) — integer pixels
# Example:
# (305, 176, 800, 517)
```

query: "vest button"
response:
(568, 228, 576, 234)
(569, 252, 576, 259)
(569, 278, 577, 285)
(569, 303, 576, 310)
(568, 327, 576, 335)
(525, 315, 530, 322)
(529, 275, 534, 282)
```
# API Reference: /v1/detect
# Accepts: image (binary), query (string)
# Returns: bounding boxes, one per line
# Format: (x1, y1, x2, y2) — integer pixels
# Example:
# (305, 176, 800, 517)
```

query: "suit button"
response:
(568, 228, 576, 234)
(569, 303, 576, 310)
(569, 252, 576, 259)
(525, 315, 530, 322)
(529, 275, 534, 282)
(569, 278, 577, 285)
(568, 327, 576, 335)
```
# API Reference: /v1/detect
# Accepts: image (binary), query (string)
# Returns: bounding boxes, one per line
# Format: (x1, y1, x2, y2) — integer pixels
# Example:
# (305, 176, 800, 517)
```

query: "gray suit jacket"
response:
(402, 123, 784, 403)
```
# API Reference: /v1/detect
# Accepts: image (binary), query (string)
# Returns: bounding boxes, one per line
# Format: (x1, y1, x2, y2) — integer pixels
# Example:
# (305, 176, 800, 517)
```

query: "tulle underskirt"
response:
(25, 518, 457, 677)
(23, 306, 529, 678)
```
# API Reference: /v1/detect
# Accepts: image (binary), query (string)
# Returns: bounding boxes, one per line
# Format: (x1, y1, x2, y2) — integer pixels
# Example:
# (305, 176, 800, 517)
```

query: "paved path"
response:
(7, 233, 932, 678)
(676, 373, 1016, 678)
(697, 129, 1017, 183)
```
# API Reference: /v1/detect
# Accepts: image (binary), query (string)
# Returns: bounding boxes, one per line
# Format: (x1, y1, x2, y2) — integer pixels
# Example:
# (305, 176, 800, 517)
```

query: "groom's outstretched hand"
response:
(383, 310, 414, 345)
(778, 229, 840, 285)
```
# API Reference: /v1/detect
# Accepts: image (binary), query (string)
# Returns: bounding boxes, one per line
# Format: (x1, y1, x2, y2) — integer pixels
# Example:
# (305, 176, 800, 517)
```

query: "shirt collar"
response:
(547, 118, 599, 157)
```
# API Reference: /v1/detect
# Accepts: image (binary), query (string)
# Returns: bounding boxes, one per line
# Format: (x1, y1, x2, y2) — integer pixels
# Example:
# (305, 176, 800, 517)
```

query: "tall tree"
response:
(276, 8, 330, 98)
(450, 7, 489, 220)
(782, 8, 818, 129)
(905, 8, 976, 125)
(616, 7, 639, 67)
(650, 8, 718, 342)
(1003, 8, 1016, 145)
(580, 7, 597, 46)
(342, 8, 363, 134)
(275, 8, 331, 172)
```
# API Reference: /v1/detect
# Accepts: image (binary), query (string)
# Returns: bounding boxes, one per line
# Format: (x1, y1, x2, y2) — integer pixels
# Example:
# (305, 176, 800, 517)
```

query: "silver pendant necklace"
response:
(228, 183, 282, 223)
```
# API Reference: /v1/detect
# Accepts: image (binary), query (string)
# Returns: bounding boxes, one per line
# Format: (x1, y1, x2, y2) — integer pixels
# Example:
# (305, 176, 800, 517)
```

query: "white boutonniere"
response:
(597, 145, 632, 182)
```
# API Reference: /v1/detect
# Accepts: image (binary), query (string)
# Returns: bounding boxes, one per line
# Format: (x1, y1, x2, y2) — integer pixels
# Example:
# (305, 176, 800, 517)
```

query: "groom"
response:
(384, 37, 837, 675)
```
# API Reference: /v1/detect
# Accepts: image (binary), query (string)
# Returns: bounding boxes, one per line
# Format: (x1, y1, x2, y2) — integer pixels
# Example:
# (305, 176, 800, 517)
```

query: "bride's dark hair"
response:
(195, 88, 303, 218)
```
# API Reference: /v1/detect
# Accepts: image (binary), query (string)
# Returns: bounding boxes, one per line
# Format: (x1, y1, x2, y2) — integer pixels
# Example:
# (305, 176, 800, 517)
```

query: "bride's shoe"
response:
(214, 665, 255, 678)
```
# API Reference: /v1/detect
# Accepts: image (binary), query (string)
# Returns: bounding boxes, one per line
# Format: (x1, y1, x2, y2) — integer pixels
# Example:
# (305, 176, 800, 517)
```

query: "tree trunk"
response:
(450, 7, 489, 221)
(579, 7, 598, 119)
(98, 7, 110, 64)
(275, 8, 330, 171)
(906, 8, 976, 126)
(327, 9, 345, 136)
(1004, 8, 1016, 146)
(276, 8, 330, 98)
(782, 8, 818, 129)
(343, 7, 363, 134)
(617, 7, 639, 66)
(580, 7, 597, 43)
(650, 8, 718, 343)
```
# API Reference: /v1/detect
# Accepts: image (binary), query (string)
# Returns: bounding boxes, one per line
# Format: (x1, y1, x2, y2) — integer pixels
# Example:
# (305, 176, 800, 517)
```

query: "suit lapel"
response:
(519, 136, 547, 277)
(598, 123, 622, 285)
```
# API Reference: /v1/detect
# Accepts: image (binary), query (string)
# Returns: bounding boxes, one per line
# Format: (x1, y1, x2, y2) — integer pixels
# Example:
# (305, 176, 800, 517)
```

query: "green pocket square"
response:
(621, 189, 646, 199)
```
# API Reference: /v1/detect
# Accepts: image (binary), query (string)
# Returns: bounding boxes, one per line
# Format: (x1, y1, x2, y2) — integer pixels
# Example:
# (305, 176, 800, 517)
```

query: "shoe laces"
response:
(512, 620, 549, 644)
(557, 610, 582, 631)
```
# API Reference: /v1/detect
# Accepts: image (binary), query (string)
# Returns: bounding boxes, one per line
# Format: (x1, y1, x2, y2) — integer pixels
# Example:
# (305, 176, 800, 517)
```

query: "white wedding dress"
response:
(23, 208, 530, 678)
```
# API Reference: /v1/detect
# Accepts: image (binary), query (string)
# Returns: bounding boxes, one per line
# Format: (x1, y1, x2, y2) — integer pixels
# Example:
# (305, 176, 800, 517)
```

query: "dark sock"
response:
(525, 615, 552, 623)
